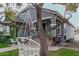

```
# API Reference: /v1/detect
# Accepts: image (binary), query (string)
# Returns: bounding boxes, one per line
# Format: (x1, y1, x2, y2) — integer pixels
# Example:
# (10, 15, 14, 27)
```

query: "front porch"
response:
(33, 16, 66, 46)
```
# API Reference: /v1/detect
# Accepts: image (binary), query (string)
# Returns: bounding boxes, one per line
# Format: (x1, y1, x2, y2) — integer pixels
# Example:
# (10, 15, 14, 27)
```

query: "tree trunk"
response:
(35, 4, 48, 56)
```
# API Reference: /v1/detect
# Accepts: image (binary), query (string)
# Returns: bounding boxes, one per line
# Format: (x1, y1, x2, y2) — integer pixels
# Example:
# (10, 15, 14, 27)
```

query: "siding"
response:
(65, 23, 75, 40)
(18, 5, 37, 23)
(42, 11, 53, 18)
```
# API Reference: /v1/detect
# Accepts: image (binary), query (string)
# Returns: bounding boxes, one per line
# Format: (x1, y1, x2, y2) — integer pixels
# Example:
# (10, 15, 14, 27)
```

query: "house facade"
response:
(17, 5, 75, 45)
(0, 4, 75, 45)
(64, 22, 75, 41)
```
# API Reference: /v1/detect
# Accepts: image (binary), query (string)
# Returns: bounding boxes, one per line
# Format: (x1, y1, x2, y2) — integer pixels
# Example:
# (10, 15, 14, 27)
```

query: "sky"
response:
(43, 3, 79, 27)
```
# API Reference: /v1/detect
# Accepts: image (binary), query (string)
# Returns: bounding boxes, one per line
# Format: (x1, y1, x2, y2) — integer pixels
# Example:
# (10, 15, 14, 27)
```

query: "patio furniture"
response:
(16, 37, 40, 56)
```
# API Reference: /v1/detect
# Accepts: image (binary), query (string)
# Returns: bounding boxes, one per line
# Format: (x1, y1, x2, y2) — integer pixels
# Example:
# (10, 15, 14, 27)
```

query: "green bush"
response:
(0, 32, 11, 44)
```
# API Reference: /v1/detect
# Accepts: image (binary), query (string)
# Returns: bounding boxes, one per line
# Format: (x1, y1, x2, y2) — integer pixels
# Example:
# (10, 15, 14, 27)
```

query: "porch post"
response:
(61, 23, 64, 45)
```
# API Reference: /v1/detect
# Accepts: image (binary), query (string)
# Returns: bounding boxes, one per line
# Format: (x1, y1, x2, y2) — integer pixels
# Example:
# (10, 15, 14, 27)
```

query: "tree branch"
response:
(31, 3, 38, 7)
(66, 13, 72, 19)
(39, 3, 44, 7)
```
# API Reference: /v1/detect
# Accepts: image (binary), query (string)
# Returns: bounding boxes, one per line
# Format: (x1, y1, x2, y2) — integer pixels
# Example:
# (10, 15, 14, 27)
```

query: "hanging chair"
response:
(16, 37, 40, 56)
(16, 5, 40, 56)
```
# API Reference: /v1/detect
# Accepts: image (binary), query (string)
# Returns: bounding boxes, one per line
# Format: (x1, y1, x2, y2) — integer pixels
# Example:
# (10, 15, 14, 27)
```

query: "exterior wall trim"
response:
(32, 16, 52, 23)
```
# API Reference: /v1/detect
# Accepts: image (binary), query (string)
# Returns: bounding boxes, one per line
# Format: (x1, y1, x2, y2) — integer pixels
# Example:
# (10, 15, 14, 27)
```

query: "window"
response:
(3, 26, 10, 34)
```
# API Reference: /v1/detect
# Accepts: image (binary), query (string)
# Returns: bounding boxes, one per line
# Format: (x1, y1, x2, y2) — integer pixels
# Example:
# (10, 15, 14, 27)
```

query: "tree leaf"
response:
(66, 3, 78, 13)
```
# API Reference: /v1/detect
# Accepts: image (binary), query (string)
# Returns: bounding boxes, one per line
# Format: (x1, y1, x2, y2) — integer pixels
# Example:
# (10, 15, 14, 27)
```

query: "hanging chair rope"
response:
(18, 20, 25, 37)
(18, 8, 34, 38)
(16, 4, 40, 56)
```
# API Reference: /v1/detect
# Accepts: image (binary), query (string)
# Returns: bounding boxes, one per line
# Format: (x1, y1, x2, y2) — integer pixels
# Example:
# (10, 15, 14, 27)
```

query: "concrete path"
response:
(11, 45, 61, 51)
(0, 46, 17, 53)
(1, 45, 79, 53)
(63, 47, 79, 51)
(49, 46, 79, 51)
(48, 46, 61, 51)
(0, 46, 61, 53)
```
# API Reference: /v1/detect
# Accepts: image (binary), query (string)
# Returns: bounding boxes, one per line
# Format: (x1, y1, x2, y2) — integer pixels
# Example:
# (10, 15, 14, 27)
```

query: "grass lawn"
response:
(0, 43, 10, 48)
(49, 48, 79, 56)
(0, 48, 79, 56)
(0, 49, 19, 56)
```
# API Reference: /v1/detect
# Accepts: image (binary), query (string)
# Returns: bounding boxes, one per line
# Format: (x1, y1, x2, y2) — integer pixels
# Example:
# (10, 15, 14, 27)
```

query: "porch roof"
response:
(42, 8, 75, 28)
(17, 7, 75, 28)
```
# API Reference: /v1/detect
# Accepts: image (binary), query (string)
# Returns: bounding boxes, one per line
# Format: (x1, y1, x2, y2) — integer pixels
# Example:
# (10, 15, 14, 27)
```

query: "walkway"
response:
(0, 46, 17, 53)
(48, 46, 61, 51)
(1, 45, 79, 53)
(63, 47, 79, 51)
(0, 46, 61, 53)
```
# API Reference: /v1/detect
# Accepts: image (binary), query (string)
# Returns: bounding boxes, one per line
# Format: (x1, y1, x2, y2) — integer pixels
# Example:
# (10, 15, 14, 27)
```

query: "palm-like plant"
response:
(5, 7, 17, 22)
(0, 4, 17, 40)
(6, 7, 17, 40)
(0, 4, 17, 22)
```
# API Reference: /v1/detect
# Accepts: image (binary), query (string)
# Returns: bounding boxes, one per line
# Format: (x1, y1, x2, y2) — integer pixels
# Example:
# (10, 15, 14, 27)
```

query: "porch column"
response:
(50, 15, 56, 37)
(61, 23, 64, 44)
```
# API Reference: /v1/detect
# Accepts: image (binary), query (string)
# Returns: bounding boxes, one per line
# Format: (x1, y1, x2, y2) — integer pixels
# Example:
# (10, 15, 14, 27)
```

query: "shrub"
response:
(0, 32, 11, 44)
